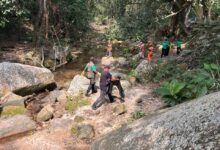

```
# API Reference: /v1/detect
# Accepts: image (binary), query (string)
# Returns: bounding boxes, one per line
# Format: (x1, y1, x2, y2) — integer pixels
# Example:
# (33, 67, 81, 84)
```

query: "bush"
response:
(155, 80, 186, 106)
(156, 63, 220, 106)
(132, 111, 145, 120)
(154, 59, 185, 81)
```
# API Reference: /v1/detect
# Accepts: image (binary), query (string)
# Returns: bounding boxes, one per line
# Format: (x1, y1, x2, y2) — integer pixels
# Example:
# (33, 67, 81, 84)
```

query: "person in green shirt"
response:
(161, 37, 169, 58)
(82, 57, 98, 96)
(176, 38, 182, 55)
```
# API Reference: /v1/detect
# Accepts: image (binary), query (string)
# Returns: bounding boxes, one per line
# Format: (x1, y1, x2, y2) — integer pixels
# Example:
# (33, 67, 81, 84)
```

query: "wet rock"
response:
(135, 60, 157, 83)
(36, 104, 54, 122)
(71, 124, 95, 139)
(92, 92, 220, 150)
(113, 104, 127, 115)
(0, 115, 36, 139)
(0, 62, 56, 96)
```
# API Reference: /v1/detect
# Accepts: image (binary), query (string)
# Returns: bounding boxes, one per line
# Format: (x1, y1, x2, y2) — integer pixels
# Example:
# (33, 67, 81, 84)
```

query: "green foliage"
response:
(156, 63, 220, 106)
(128, 69, 136, 77)
(106, 1, 170, 40)
(132, 111, 145, 120)
(154, 59, 185, 81)
(0, 0, 35, 28)
(156, 80, 186, 106)
(58, 0, 89, 31)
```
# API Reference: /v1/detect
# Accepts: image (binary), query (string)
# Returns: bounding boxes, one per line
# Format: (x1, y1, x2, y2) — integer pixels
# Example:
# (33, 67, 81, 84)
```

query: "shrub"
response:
(156, 63, 220, 106)
(155, 80, 186, 106)
(154, 59, 185, 81)
(132, 111, 145, 120)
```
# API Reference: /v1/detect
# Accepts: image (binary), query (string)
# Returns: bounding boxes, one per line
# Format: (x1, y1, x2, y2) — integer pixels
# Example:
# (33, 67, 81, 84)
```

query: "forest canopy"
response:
(0, 0, 219, 42)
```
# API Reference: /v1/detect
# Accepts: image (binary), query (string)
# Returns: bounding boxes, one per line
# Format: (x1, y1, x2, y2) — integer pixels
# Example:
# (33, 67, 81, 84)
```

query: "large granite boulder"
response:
(68, 75, 99, 96)
(67, 75, 90, 96)
(92, 92, 220, 150)
(0, 62, 56, 96)
(113, 57, 129, 67)
(0, 115, 37, 140)
(134, 60, 157, 83)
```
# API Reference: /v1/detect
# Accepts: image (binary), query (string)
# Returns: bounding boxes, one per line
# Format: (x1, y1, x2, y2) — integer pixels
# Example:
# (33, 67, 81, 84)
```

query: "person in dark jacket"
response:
(108, 75, 125, 103)
(92, 65, 114, 110)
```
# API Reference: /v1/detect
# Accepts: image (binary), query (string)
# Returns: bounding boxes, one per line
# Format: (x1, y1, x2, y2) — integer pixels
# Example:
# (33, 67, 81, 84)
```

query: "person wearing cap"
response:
(92, 65, 114, 110)
(147, 46, 154, 63)
(82, 57, 98, 96)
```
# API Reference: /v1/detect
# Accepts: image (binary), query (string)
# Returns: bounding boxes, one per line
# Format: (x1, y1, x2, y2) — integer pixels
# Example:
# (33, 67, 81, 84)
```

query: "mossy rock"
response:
(65, 94, 91, 112)
(71, 125, 79, 136)
(74, 116, 85, 123)
(1, 106, 26, 117)
(44, 59, 55, 68)
(113, 104, 127, 115)
(71, 124, 95, 139)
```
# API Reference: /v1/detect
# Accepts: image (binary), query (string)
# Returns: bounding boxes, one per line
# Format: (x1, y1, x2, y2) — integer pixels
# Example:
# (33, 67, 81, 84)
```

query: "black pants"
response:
(161, 48, 169, 57)
(161, 48, 166, 58)
(165, 47, 170, 56)
(92, 90, 110, 110)
(176, 47, 181, 55)
(86, 78, 96, 94)
(108, 80, 125, 102)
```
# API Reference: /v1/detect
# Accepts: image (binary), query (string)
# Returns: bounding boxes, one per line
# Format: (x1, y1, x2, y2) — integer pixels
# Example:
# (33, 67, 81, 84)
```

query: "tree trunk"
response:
(44, 0, 49, 41)
(170, 0, 192, 36)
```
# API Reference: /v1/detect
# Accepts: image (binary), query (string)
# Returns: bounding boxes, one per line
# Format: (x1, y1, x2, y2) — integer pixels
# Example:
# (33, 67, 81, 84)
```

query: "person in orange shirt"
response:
(106, 39, 113, 57)
(147, 46, 154, 63)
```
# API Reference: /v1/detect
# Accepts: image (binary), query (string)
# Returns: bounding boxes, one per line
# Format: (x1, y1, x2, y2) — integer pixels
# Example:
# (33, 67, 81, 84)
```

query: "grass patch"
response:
(132, 111, 145, 120)
(65, 92, 91, 112)
(71, 126, 79, 136)
(74, 116, 85, 123)
(1, 106, 26, 117)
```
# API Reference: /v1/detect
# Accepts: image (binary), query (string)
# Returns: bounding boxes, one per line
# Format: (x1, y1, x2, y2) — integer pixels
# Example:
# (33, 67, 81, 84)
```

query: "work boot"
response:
(92, 90, 97, 94)
(120, 98, 125, 103)
(85, 93, 89, 97)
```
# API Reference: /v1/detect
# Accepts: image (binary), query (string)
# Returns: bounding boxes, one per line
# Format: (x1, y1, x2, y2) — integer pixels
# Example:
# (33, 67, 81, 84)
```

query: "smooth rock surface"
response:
(67, 75, 90, 96)
(0, 62, 56, 96)
(68, 75, 99, 96)
(0, 115, 36, 139)
(135, 60, 157, 83)
(37, 104, 54, 122)
(92, 92, 220, 150)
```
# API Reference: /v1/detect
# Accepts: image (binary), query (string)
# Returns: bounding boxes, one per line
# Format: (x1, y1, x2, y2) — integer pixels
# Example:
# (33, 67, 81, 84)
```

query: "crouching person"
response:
(92, 65, 113, 110)
(108, 76, 125, 103)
